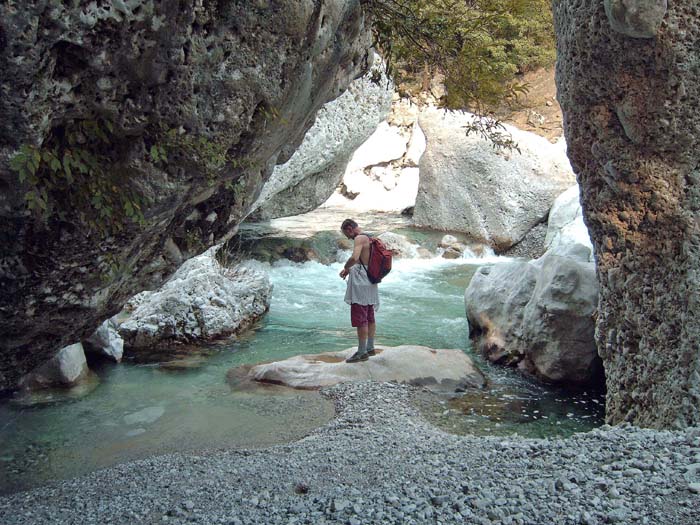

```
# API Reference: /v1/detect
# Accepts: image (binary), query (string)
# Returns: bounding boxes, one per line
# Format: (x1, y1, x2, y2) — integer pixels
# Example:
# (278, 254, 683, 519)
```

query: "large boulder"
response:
(240, 345, 487, 393)
(0, 1, 372, 390)
(376, 232, 423, 259)
(414, 107, 575, 251)
(465, 245, 601, 386)
(324, 97, 425, 213)
(554, 1, 700, 427)
(118, 249, 272, 349)
(19, 343, 89, 390)
(249, 54, 393, 220)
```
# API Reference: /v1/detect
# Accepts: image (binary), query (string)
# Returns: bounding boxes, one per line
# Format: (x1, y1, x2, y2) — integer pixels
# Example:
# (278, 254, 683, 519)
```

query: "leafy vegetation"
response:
(363, 0, 556, 147)
(157, 127, 256, 188)
(9, 118, 147, 233)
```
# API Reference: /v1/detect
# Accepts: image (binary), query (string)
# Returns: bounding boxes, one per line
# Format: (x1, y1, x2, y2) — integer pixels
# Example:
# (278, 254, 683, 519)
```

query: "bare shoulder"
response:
(355, 234, 370, 246)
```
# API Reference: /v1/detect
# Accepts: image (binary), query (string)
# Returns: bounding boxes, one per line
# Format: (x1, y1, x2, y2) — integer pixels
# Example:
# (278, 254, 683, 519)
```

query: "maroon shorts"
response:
(350, 304, 375, 327)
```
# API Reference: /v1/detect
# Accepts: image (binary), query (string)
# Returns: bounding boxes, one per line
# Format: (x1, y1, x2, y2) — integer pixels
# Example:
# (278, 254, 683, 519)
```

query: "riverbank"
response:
(1, 381, 698, 524)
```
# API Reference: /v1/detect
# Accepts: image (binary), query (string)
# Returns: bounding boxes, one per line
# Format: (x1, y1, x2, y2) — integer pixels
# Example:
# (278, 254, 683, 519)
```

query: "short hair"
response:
(341, 218, 358, 231)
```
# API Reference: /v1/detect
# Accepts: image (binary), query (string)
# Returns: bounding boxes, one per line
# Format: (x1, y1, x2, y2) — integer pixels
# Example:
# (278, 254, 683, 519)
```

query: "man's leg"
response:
(347, 305, 369, 362)
(357, 324, 368, 349)
(366, 304, 377, 355)
(367, 322, 376, 355)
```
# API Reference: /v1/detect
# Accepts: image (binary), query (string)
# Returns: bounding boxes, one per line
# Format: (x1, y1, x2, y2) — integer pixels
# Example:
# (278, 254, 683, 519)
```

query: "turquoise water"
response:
(0, 211, 604, 495)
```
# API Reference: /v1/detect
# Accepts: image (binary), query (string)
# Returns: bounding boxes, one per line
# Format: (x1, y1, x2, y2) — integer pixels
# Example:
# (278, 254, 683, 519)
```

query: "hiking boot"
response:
(346, 350, 369, 363)
(366, 348, 376, 357)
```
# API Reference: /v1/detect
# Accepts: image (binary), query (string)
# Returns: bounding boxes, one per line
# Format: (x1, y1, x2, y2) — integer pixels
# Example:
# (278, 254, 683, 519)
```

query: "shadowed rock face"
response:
(0, 1, 371, 390)
(554, 1, 700, 427)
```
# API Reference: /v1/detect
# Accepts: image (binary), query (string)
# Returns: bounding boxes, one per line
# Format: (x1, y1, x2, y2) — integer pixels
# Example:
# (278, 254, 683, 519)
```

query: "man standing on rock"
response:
(339, 219, 379, 363)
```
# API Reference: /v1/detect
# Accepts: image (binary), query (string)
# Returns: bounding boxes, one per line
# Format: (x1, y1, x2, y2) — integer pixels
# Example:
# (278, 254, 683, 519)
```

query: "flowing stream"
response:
(0, 208, 604, 495)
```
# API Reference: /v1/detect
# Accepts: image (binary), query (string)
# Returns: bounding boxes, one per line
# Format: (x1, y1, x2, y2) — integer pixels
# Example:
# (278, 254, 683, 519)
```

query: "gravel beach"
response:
(1, 381, 698, 525)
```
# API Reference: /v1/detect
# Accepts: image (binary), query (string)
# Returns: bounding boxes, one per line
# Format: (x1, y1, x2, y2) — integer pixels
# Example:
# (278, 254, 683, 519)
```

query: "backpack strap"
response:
(360, 234, 373, 276)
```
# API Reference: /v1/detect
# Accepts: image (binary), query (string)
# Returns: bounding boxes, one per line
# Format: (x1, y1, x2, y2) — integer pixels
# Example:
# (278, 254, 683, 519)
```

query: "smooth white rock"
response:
(83, 319, 124, 362)
(345, 121, 408, 172)
(19, 343, 89, 389)
(117, 248, 272, 348)
(324, 167, 419, 213)
(247, 345, 487, 392)
(545, 184, 593, 261)
(414, 107, 575, 249)
(250, 54, 393, 219)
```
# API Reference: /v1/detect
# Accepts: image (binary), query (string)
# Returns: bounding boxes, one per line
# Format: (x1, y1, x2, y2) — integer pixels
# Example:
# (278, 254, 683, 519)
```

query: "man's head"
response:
(341, 218, 360, 239)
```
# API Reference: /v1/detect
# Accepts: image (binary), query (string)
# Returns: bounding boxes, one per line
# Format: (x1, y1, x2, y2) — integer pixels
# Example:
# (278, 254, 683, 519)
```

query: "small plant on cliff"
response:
(10, 118, 147, 233)
(363, 0, 556, 147)
(157, 128, 257, 186)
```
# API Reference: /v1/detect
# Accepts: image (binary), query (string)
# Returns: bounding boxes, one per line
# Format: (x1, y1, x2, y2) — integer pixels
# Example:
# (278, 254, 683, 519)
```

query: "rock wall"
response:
(554, 1, 700, 426)
(249, 53, 393, 220)
(0, 0, 372, 390)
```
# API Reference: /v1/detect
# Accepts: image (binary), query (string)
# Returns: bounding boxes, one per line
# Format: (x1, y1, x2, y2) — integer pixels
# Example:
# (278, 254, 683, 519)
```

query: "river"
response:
(0, 208, 603, 495)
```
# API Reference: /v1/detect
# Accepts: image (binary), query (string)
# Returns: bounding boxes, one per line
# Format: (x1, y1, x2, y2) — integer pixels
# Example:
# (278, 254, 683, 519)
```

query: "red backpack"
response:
(361, 235, 393, 284)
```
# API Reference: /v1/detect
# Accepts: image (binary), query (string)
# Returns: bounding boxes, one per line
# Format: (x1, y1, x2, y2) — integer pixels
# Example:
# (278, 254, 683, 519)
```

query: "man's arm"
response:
(339, 236, 365, 279)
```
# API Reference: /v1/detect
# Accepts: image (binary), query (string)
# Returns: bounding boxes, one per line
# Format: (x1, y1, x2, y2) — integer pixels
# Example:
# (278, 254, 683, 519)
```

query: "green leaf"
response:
(150, 145, 159, 163)
(28, 157, 40, 174)
(95, 126, 109, 143)
(9, 153, 26, 171)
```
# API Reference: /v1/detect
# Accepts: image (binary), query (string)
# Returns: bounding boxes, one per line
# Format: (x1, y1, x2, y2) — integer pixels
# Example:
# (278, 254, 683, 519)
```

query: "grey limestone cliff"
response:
(554, 0, 700, 427)
(0, 0, 372, 390)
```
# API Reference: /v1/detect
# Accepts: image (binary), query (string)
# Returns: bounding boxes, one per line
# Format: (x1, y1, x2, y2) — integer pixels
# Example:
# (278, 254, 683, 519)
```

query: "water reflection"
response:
(416, 381, 605, 439)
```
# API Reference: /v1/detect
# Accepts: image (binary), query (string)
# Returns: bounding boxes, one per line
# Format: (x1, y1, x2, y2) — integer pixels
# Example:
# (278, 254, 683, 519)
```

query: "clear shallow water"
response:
(0, 209, 604, 495)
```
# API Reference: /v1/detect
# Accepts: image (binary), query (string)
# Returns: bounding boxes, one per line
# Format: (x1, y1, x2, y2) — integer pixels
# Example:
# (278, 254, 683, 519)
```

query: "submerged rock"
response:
(239, 345, 487, 393)
(117, 248, 272, 349)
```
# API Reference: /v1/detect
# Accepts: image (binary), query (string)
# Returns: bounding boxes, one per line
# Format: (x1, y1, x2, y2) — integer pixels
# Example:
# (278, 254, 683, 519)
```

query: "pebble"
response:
(0, 382, 696, 525)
